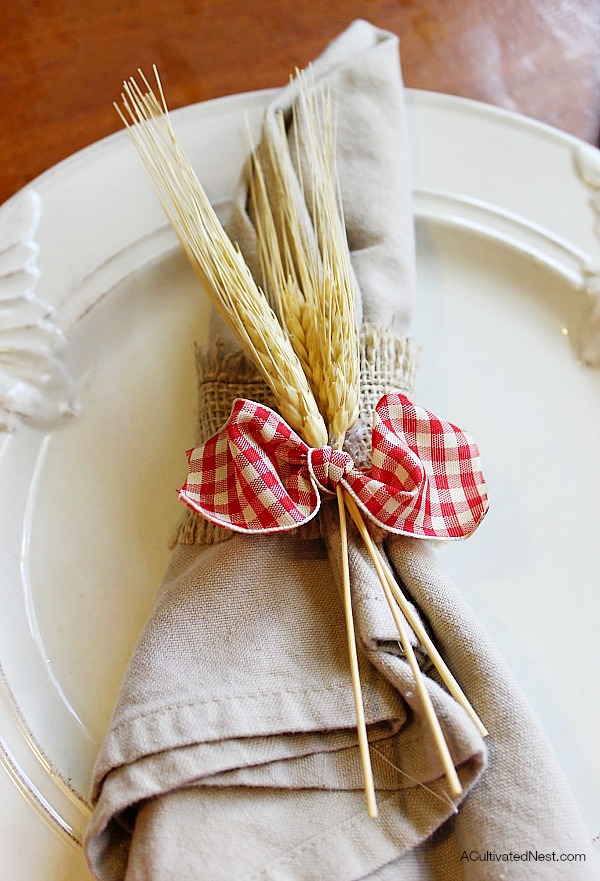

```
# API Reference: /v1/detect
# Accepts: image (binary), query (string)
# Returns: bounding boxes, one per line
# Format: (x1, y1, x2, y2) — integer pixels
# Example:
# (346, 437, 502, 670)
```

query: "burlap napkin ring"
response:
(173, 322, 419, 547)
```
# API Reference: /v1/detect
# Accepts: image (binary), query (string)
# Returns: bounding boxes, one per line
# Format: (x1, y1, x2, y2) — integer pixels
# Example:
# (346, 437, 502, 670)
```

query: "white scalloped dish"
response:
(0, 90, 599, 879)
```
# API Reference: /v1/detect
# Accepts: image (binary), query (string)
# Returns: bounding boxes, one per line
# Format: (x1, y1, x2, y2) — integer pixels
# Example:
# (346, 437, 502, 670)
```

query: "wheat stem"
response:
(373, 547, 488, 738)
(344, 491, 463, 797)
(336, 486, 378, 817)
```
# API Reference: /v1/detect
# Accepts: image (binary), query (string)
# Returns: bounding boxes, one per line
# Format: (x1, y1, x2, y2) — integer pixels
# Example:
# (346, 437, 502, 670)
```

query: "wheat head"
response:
(116, 69, 328, 449)
(248, 73, 360, 451)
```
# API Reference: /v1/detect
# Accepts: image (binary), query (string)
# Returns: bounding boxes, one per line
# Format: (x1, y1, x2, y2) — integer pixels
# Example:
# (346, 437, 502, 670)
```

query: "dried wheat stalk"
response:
(115, 69, 327, 450)
(249, 78, 360, 450)
(117, 68, 379, 815)
(248, 75, 378, 814)
(250, 72, 472, 800)
(291, 73, 463, 799)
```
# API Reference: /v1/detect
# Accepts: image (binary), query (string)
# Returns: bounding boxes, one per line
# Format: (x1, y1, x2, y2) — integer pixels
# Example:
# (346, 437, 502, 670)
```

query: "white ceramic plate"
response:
(1, 88, 599, 879)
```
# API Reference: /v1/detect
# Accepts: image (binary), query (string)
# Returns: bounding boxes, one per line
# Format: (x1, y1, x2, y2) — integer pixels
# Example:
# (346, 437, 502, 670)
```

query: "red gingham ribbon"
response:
(179, 393, 488, 539)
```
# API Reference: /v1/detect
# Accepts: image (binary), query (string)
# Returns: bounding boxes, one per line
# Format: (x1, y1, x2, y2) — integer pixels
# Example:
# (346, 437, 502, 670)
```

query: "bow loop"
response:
(358, 395, 488, 537)
(180, 398, 320, 533)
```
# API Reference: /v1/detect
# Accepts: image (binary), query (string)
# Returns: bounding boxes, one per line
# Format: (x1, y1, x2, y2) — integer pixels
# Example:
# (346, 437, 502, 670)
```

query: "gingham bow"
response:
(179, 393, 488, 539)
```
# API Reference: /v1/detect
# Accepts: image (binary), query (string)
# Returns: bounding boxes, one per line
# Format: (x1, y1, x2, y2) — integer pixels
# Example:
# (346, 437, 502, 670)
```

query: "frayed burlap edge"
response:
(171, 322, 419, 547)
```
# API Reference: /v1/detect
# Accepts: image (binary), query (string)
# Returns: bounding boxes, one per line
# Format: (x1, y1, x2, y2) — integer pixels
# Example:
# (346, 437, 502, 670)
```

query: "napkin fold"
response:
(85, 20, 599, 881)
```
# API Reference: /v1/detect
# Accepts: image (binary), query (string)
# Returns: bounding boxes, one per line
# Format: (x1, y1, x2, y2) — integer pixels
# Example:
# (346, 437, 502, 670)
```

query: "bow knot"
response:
(308, 446, 355, 493)
(179, 394, 488, 539)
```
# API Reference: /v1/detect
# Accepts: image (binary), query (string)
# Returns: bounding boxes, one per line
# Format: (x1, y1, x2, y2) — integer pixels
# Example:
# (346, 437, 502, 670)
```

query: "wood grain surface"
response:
(1, 0, 600, 205)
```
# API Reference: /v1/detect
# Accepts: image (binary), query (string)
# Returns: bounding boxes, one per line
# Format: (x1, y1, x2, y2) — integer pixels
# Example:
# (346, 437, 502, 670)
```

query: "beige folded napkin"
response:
(85, 20, 599, 881)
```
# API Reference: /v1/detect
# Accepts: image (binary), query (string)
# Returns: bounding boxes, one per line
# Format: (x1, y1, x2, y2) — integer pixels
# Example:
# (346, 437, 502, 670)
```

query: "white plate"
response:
(1, 88, 599, 879)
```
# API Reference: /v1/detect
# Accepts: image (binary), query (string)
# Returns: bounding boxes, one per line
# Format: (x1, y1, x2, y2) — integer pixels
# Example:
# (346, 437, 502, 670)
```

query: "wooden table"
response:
(2, 0, 600, 207)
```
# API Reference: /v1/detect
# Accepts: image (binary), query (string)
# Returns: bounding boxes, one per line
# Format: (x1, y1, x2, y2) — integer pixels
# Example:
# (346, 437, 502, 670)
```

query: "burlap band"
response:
(173, 322, 419, 546)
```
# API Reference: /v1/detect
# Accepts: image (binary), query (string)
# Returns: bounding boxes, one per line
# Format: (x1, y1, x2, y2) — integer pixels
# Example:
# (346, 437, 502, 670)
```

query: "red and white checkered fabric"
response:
(179, 394, 488, 539)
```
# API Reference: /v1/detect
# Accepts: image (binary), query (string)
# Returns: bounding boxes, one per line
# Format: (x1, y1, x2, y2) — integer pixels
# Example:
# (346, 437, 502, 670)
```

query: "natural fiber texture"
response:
(172, 342, 277, 547)
(173, 322, 418, 547)
(348, 324, 419, 469)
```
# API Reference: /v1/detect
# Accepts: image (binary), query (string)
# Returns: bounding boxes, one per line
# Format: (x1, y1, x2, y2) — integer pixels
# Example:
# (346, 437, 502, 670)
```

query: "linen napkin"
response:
(85, 20, 599, 881)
